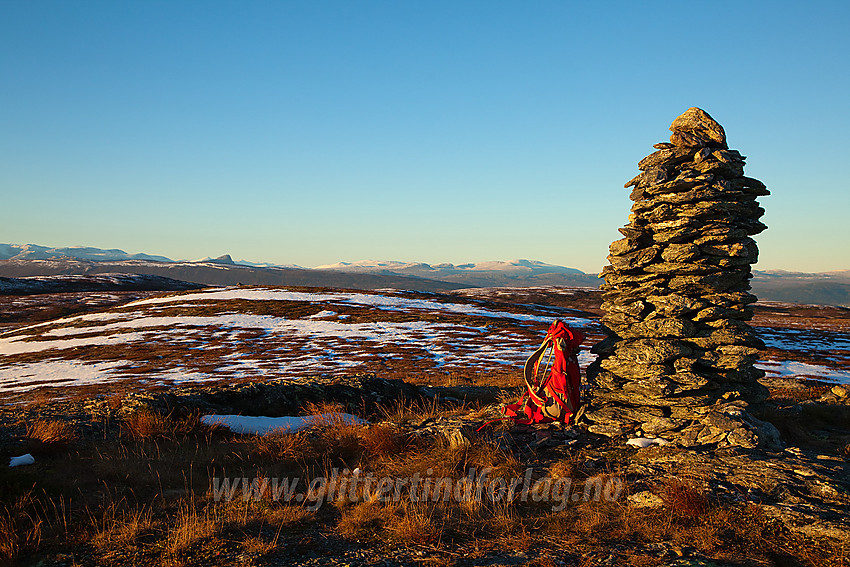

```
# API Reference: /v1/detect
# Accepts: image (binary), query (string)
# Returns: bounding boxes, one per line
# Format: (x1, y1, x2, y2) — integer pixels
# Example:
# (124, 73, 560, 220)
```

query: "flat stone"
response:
(602, 270, 666, 287)
(643, 178, 703, 195)
(638, 147, 695, 171)
(625, 167, 670, 189)
(739, 176, 770, 195)
(693, 226, 751, 243)
(608, 237, 646, 256)
(740, 216, 768, 235)
(661, 243, 702, 263)
(716, 344, 761, 356)
(703, 291, 758, 307)
(725, 427, 758, 448)
(643, 261, 723, 275)
(701, 239, 756, 257)
(696, 425, 729, 445)
(608, 246, 659, 270)
(587, 422, 629, 437)
(618, 225, 648, 239)
(621, 317, 697, 339)
(692, 158, 744, 178)
(615, 339, 693, 364)
(641, 415, 686, 435)
(586, 368, 625, 391)
(693, 306, 752, 322)
(670, 129, 709, 148)
(602, 299, 648, 317)
(586, 404, 664, 424)
(622, 377, 678, 398)
(685, 328, 761, 350)
(661, 188, 751, 206)
(666, 372, 711, 390)
(638, 146, 694, 171)
(589, 335, 619, 356)
(600, 357, 671, 379)
(669, 107, 727, 147)
(628, 491, 664, 508)
(648, 293, 708, 317)
(667, 270, 750, 294)
(651, 227, 703, 244)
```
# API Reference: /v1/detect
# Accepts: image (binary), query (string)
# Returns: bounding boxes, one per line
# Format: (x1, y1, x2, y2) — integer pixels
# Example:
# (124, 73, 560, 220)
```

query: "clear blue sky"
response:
(2, 1, 848, 272)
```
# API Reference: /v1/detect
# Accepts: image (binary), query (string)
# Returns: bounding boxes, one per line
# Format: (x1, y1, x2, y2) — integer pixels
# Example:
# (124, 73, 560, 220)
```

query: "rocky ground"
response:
(0, 287, 848, 566)
(1, 373, 848, 566)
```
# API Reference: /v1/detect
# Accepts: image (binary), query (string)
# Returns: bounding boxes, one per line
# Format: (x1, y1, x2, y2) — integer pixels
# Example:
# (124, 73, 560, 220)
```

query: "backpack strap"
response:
(522, 339, 552, 407)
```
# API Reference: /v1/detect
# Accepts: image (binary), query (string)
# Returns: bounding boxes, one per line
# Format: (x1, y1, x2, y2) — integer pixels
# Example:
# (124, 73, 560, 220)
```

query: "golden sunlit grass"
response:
(0, 392, 846, 567)
(166, 502, 218, 555)
(122, 410, 170, 440)
(337, 501, 386, 540)
(0, 492, 43, 562)
(25, 419, 77, 455)
(91, 503, 155, 550)
(386, 502, 439, 544)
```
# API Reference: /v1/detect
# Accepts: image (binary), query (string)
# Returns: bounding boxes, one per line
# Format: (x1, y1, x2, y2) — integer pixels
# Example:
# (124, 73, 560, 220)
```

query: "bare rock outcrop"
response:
(585, 108, 779, 449)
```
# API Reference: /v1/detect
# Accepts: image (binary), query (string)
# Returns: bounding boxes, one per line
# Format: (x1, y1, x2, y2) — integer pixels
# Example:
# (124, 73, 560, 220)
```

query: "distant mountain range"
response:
(749, 269, 850, 307)
(0, 244, 848, 306)
(0, 258, 464, 294)
(313, 259, 600, 288)
(0, 243, 172, 263)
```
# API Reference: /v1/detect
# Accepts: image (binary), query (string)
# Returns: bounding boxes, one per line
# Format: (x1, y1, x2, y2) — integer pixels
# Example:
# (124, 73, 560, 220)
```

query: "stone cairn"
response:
(585, 107, 780, 449)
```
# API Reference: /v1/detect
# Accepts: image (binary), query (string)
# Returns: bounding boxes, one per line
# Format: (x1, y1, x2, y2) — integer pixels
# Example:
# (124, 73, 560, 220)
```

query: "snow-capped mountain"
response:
(0, 244, 173, 263)
(2, 244, 848, 305)
(315, 259, 586, 275)
(314, 259, 598, 288)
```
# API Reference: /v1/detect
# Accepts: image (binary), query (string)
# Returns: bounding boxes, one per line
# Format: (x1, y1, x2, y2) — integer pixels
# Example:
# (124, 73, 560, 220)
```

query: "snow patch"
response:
(126, 288, 591, 327)
(9, 454, 35, 467)
(626, 437, 671, 448)
(201, 413, 368, 435)
(756, 360, 850, 384)
(0, 360, 127, 392)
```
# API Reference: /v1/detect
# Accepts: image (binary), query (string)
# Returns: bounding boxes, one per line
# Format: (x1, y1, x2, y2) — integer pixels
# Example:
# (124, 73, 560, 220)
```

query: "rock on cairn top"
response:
(585, 107, 780, 450)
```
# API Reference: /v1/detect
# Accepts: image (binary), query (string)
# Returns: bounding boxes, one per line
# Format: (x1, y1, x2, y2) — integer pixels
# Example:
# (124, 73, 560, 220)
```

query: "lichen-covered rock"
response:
(585, 108, 774, 450)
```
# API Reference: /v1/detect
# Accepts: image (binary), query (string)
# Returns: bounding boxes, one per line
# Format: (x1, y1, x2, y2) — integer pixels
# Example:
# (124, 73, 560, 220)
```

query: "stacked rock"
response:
(585, 107, 778, 449)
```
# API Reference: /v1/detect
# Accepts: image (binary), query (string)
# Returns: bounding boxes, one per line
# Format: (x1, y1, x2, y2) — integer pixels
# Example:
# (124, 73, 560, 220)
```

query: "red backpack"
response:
(503, 320, 585, 425)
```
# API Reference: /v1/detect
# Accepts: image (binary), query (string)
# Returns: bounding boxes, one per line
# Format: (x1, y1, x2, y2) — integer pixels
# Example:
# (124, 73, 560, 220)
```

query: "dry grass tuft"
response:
(302, 400, 349, 421)
(25, 419, 76, 455)
(661, 477, 711, 519)
(122, 410, 214, 440)
(265, 505, 314, 526)
(360, 423, 407, 457)
(123, 410, 170, 440)
(0, 492, 43, 561)
(251, 429, 302, 462)
(386, 502, 439, 544)
(573, 499, 622, 536)
(167, 502, 218, 554)
(240, 534, 277, 555)
(91, 504, 155, 549)
(338, 501, 387, 540)
(379, 396, 443, 425)
(547, 458, 577, 479)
